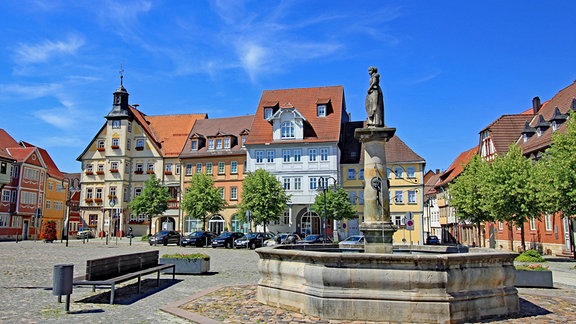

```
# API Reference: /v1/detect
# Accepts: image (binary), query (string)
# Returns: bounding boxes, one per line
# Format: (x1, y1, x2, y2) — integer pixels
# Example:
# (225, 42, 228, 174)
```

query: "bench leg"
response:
(172, 265, 176, 280)
(92, 285, 96, 292)
(110, 283, 115, 304)
(156, 270, 160, 287)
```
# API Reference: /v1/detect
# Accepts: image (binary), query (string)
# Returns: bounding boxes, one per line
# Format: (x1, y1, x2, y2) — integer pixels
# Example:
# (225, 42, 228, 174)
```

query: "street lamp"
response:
(318, 176, 338, 243)
(62, 177, 80, 247)
(107, 198, 116, 245)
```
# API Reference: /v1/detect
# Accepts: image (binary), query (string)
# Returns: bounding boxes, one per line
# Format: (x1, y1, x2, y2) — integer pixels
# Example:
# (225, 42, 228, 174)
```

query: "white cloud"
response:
(13, 35, 85, 64)
(0, 83, 62, 100)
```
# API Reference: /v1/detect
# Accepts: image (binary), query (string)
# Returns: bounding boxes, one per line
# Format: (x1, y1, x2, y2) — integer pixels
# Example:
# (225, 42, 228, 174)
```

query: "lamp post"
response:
(62, 177, 80, 247)
(318, 176, 338, 243)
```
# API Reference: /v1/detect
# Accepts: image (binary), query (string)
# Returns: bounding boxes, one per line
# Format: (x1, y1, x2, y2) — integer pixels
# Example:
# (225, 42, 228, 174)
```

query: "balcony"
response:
(168, 199, 179, 209)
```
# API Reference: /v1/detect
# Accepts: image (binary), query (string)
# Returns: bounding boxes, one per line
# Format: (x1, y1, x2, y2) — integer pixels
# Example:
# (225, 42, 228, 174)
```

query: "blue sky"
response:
(1, 1, 576, 173)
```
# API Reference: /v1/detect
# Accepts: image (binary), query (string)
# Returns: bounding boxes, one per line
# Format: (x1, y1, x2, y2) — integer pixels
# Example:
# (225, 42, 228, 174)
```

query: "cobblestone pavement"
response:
(1, 239, 576, 323)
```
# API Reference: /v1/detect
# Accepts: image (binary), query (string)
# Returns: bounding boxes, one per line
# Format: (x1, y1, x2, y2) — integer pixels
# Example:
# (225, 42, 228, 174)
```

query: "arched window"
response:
(281, 121, 295, 139)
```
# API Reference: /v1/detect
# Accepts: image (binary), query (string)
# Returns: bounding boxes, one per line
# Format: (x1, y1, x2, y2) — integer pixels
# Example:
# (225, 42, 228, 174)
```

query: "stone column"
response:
(355, 127, 397, 253)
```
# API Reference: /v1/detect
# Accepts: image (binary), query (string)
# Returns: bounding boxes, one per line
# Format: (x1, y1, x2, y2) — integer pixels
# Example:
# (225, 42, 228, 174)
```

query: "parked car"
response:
(235, 232, 274, 249)
(76, 230, 94, 239)
(148, 230, 181, 246)
(180, 231, 216, 247)
(211, 232, 244, 249)
(297, 234, 332, 244)
(339, 235, 365, 249)
(425, 235, 440, 245)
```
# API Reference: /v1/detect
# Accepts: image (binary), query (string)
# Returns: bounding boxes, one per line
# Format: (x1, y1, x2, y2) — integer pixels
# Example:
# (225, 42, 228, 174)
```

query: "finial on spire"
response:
(119, 65, 125, 85)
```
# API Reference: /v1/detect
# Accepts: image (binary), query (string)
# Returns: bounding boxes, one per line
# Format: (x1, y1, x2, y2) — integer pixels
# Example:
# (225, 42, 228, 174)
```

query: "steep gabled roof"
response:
(146, 113, 207, 157)
(20, 141, 64, 180)
(385, 135, 425, 164)
(423, 170, 442, 195)
(480, 114, 533, 155)
(0, 129, 19, 150)
(435, 146, 478, 188)
(246, 86, 346, 145)
(180, 115, 254, 157)
(520, 81, 576, 155)
(6, 146, 46, 168)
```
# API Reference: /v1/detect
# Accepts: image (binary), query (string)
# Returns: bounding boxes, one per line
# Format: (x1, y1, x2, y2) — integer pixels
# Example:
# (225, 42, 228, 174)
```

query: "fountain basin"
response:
(256, 245, 519, 323)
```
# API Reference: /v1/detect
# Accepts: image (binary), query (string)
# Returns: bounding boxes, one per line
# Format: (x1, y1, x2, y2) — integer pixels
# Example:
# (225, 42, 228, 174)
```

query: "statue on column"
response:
(365, 66, 384, 127)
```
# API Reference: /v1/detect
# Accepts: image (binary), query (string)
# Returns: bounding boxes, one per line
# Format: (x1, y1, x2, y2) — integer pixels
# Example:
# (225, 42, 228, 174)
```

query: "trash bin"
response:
(53, 264, 73, 296)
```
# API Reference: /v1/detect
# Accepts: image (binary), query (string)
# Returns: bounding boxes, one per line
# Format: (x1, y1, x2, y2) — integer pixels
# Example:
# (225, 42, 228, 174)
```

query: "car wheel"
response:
(163, 240, 168, 246)
(212, 245, 217, 248)
(250, 242, 256, 250)
(225, 242, 231, 249)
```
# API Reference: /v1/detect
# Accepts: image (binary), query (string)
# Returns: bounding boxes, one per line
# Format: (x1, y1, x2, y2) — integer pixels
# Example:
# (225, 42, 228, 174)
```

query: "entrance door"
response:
(23, 220, 29, 240)
(300, 212, 320, 236)
(209, 215, 225, 234)
(564, 217, 572, 252)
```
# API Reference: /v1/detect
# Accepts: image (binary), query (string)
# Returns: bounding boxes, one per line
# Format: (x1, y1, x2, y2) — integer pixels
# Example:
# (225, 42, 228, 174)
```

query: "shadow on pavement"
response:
(75, 278, 182, 305)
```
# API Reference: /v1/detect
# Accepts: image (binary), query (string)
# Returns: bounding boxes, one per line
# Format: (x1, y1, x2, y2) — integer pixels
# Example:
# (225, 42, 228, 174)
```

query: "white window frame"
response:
(218, 162, 225, 174)
(264, 108, 273, 119)
(195, 163, 202, 174)
(406, 166, 416, 178)
(206, 162, 213, 175)
(309, 149, 317, 162)
(394, 190, 404, 204)
(266, 150, 275, 163)
(231, 161, 238, 174)
(208, 139, 215, 150)
(216, 139, 223, 149)
(408, 190, 417, 204)
(545, 214, 553, 231)
(230, 187, 238, 200)
(320, 148, 329, 161)
(283, 149, 291, 163)
(347, 169, 355, 180)
(224, 137, 231, 149)
(317, 104, 326, 117)
(255, 150, 264, 163)
(293, 149, 302, 162)
(281, 121, 295, 139)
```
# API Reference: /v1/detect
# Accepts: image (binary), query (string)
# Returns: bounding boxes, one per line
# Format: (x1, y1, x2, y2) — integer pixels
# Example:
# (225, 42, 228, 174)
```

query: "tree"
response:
(311, 185, 356, 221)
(128, 174, 170, 235)
(181, 173, 226, 231)
(238, 169, 290, 232)
(536, 111, 576, 258)
(449, 154, 493, 246)
(482, 145, 541, 251)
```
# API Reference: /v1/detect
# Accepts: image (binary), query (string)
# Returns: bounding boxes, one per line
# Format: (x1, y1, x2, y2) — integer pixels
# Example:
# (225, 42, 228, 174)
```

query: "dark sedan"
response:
(148, 230, 181, 246)
(297, 234, 332, 244)
(211, 232, 244, 249)
(180, 231, 216, 247)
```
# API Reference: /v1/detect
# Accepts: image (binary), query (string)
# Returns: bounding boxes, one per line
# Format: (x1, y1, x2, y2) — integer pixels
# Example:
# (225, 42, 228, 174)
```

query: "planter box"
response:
(160, 258, 210, 274)
(514, 270, 553, 288)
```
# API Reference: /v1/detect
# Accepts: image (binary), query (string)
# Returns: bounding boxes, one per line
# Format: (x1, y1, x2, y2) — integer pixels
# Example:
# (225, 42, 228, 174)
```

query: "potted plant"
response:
(41, 220, 57, 243)
(514, 249, 553, 288)
(159, 253, 210, 274)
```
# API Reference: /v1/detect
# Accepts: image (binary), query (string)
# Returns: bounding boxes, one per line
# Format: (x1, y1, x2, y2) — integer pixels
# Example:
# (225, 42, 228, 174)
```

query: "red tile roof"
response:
(20, 141, 64, 179)
(519, 81, 576, 155)
(246, 86, 346, 145)
(145, 113, 207, 157)
(0, 129, 19, 150)
(435, 146, 478, 188)
(385, 135, 425, 164)
(480, 114, 534, 155)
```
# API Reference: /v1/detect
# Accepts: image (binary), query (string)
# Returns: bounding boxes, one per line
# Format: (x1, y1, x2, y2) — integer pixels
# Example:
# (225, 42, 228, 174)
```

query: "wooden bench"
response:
(73, 250, 176, 304)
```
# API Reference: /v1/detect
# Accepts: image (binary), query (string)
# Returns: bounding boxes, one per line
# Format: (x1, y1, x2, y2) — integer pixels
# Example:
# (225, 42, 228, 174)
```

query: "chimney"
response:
(532, 96, 541, 114)
(436, 169, 440, 174)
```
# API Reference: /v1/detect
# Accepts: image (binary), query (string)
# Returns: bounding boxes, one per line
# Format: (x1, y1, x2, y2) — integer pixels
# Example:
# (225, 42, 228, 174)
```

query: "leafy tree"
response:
(181, 173, 226, 231)
(238, 169, 290, 233)
(536, 111, 576, 258)
(482, 145, 541, 251)
(128, 174, 170, 235)
(449, 154, 493, 246)
(311, 185, 356, 221)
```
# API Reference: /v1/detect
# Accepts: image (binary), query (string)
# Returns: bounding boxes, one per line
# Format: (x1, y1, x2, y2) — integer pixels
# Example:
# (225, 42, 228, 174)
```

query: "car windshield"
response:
(156, 231, 170, 236)
(343, 236, 363, 242)
(190, 231, 204, 237)
(245, 233, 257, 239)
(217, 232, 232, 238)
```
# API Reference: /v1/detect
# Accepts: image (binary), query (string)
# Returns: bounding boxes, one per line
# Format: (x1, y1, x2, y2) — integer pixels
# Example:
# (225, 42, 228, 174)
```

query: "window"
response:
(208, 139, 215, 150)
(136, 163, 144, 172)
(359, 169, 364, 180)
(48, 182, 53, 191)
(110, 186, 117, 197)
(242, 136, 247, 147)
(112, 138, 119, 147)
(349, 191, 357, 204)
(0, 215, 8, 227)
(309, 177, 318, 190)
(529, 217, 537, 231)
(216, 139, 223, 149)
(387, 168, 392, 179)
(86, 163, 93, 173)
(545, 214, 552, 231)
(498, 221, 503, 230)
(218, 162, 225, 174)
(283, 178, 291, 190)
(195, 163, 202, 174)
(309, 149, 317, 162)
(266, 150, 275, 163)
(317, 104, 326, 117)
(147, 163, 154, 172)
(408, 190, 417, 204)
(2, 190, 10, 202)
(264, 108, 273, 119)
(255, 150, 264, 163)
(320, 148, 329, 161)
(110, 162, 119, 171)
(134, 187, 142, 196)
(281, 121, 295, 139)
(230, 187, 238, 200)
(224, 137, 231, 149)
(283, 149, 291, 163)
(165, 163, 173, 174)
(206, 162, 213, 175)
(54, 201, 63, 210)
(218, 187, 224, 199)
(394, 167, 404, 179)
(123, 187, 128, 201)
(282, 211, 290, 225)
(86, 188, 93, 199)
(136, 139, 145, 149)
(95, 188, 103, 199)
(45, 200, 51, 209)
(127, 139, 131, 150)
(359, 191, 364, 204)
(293, 149, 302, 162)
(128, 122, 132, 132)
(393, 215, 405, 227)
(175, 164, 181, 175)
(406, 166, 416, 178)
(191, 140, 198, 151)
(97, 164, 104, 173)
(97, 140, 105, 149)
(294, 177, 302, 190)
(89, 214, 98, 226)
(24, 168, 40, 180)
(186, 163, 193, 175)
(112, 120, 120, 129)
(231, 161, 238, 174)
(347, 169, 356, 180)
(394, 190, 404, 204)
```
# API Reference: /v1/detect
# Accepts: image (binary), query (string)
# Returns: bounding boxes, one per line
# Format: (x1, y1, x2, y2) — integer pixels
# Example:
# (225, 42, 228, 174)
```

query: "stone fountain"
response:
(256, 67, 519, 323)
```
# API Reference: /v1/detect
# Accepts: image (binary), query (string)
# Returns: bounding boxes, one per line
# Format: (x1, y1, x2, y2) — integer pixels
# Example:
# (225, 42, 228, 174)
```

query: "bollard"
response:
(53, 264, 73, 312)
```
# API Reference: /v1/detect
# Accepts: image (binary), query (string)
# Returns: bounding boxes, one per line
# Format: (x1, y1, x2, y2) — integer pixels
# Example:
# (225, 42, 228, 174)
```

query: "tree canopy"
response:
(128, 174, 170, 235)
(238, 169, 290, 232)
(181, 173, 226, 231)
(311, 185, 356, 221)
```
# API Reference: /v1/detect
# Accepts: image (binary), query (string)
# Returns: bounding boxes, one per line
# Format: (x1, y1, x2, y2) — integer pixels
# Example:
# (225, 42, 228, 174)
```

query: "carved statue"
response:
(365, 66, 384, 127)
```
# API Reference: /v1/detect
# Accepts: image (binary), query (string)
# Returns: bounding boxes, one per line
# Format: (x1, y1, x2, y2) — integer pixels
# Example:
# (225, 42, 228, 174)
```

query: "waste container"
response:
(53, 264, 73, 296)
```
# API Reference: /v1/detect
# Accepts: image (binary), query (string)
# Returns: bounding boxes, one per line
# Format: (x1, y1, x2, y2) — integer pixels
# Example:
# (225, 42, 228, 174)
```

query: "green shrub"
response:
(161, 253, 210, 260)
(515, 249, 546, 263)
(141, 234, 149, 241)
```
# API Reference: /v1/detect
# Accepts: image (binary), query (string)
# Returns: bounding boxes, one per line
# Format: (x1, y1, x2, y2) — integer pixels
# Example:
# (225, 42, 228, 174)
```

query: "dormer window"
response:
(264, 108, 273, 119)
(112, 120, 120, 129)
(191, 140, 198, 151)
(317, 104, 326, 117)
(536, 128, 542, 137)
(281, 121, 295, 139)
(216, 139, 223, 149)
(552, 121, 558, 131)
(224, 137, 231, 149)
(523, 133, 528, 143)
(208, 139, 215, 150)
(242, 136, 247, 147)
